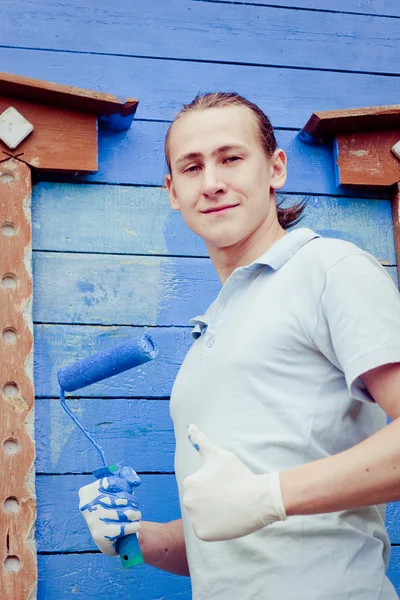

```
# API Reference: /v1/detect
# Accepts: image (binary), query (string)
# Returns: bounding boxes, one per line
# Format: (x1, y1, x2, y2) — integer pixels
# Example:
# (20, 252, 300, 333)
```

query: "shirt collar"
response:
(250, 227, 320, 271)
(190, 228, 320, 338)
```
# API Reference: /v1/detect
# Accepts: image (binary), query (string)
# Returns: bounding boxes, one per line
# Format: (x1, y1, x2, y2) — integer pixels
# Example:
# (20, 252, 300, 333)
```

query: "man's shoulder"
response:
(298, 234, 368, 271)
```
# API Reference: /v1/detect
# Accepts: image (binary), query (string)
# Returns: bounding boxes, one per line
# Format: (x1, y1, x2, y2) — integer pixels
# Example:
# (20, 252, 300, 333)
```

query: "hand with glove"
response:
(183, 425, 287, 542)
(79, 465, 142, 556)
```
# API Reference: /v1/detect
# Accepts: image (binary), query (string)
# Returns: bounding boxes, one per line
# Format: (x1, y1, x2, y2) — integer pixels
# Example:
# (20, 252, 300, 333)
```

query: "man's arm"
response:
(139, 519, 190, 576)
(280, 362, 400, 516)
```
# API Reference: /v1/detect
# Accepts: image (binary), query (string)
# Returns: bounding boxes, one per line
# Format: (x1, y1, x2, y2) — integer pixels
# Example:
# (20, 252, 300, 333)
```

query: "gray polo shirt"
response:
(170, 228, 400, 599)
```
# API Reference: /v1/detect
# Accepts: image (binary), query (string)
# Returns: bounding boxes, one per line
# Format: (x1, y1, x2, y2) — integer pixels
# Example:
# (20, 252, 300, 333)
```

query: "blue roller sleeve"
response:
(57, 334, 158, 570)
(57, 333, 158, 391)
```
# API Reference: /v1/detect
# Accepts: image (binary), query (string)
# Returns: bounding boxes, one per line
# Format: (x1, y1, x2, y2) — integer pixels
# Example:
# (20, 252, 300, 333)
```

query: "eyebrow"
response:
(175, 144, 247, 167)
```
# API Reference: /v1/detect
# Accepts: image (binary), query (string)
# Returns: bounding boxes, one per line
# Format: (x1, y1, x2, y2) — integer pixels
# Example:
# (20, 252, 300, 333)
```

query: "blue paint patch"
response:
(77, 281, 95, 293)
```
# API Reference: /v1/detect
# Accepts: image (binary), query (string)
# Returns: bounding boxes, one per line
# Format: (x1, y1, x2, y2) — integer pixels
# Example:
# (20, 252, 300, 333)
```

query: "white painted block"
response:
(0, 106, 34, 150)
(391, 140, 400, 161)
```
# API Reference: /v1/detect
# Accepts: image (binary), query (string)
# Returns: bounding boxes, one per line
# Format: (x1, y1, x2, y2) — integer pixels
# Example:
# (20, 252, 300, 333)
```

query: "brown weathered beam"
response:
(300, 105, 400, 143)
(0, 98, 98, 172)
(0, 71, 138, 118)
(335, 130, 400, 188)
(0, 158, 36, 600)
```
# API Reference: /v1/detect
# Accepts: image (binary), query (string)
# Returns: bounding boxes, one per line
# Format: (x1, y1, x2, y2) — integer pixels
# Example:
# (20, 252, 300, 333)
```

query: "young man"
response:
(80, 93, 400, 599)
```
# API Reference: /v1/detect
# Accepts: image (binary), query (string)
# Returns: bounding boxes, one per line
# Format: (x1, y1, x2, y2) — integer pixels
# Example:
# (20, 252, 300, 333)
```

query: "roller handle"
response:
(57, 333, 158, 392)
(117, 533, 144, 569)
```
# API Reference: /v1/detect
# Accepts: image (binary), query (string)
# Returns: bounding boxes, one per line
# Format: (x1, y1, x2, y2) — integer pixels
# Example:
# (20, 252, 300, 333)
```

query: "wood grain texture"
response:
(0, 159, 36, 599)
(335, 130, 400, 187)
(32, 252, 220, 326)
(34, 475, 400, 552)
(202, 0, 400, 18)
(35, 399, 175, 473)
(36, 475, 181, 552)
(31, 183, 397, 262)
(0, 97, 97, 172)
(34, 325, 192, 398)
(0, 71, 138, 118)
(36, 549, 400, 598)
(2, 49, 400, 129)
(0, 1, 399, 75)
(32, 253, 397, 328)
(37, 553, 191, 600)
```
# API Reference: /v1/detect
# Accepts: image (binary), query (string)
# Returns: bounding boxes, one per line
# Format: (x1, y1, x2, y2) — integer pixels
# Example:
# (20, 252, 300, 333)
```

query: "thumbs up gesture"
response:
(183, 425, 287, 542)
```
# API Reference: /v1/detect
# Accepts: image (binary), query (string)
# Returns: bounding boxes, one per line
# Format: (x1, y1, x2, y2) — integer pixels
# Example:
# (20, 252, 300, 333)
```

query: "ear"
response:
(270, 148, 287, 191)
(165, 174, 181, 211)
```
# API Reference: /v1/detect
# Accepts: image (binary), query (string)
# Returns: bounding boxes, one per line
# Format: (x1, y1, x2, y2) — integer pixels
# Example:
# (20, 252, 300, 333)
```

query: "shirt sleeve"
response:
(313, 252, 400, 402)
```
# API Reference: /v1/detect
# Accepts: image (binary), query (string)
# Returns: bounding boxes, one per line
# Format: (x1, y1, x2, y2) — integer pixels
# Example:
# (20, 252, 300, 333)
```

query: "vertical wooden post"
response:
(392, 183, 400, 287)
(0, 158, 37, 599)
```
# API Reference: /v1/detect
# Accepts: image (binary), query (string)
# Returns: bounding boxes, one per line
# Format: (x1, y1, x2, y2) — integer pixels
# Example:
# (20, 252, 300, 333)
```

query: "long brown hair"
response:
(165, 92, 306, 230)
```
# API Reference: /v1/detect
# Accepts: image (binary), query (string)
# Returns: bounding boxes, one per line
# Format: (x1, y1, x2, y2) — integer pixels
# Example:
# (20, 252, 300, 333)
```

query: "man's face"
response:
(165, 105, 287, 251)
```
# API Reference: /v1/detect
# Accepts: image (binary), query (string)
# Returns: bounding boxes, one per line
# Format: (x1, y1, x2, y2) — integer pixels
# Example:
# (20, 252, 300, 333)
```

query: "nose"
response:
(201, 165, 227, 199)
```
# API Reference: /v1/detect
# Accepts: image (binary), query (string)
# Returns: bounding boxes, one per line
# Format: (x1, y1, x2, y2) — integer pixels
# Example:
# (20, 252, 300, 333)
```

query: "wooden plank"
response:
(0, 97, 97, 172)
(2, 49, 400, 129)
(33, 325, 192, 398)
(206, 0, 400, 18)
(35, 399, 176, 474)
(82, 121, 390, 197)
(0, 159, 37, 598)
(32, 252, 397, 327)
(335, 130, 400, 187)
(392, 184, 400, 286)
(0, 71, 138, 118)
(32, 183, 397, 263)
(38, 550, 400, 599)
(32, 252, 220, 326)
(0, 1, 399, 75)
(37, 553, 191, 600)
(301, 105, 400, 142)
(34, 474, 400, 551)
(36, 475, 180, 552)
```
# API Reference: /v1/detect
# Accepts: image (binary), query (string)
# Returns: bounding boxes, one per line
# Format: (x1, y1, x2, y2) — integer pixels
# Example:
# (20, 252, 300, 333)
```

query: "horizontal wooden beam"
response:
(300, 105, 400, 144)
(0, 71, 138, 118)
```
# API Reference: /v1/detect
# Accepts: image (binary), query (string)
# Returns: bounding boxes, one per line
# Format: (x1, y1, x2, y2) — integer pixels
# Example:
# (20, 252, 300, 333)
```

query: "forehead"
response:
(168, 105, 261, 162)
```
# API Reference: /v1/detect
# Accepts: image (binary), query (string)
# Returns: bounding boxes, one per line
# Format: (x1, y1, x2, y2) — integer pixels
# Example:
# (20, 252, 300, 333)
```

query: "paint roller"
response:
(57, 333, 158, 568)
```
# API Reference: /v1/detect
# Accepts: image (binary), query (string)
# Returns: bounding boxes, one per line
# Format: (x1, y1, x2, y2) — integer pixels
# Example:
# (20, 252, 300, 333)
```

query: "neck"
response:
(207, 218, 286, 284)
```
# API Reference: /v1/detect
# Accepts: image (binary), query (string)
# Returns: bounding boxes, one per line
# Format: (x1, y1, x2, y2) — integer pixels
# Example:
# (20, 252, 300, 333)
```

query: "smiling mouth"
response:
(202, 204, 240, 214)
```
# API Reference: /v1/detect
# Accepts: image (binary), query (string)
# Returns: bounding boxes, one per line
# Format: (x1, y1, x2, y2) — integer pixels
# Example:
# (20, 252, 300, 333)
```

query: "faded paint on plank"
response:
(33, 325, 192, 398)
(35, 399, 175, 474)
(32, 183, 396, 263)
(205, 0, 400, 18)
(36, 474, 180, 552)
(38, 553, 191, 599)
(35, 474, 400, 551)
(0, 1, 399, 75)
(32, 252, 219, 326)
(1, 49, 400, 128)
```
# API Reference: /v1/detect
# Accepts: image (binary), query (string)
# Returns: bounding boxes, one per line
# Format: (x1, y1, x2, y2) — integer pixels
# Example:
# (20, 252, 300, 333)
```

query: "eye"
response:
(224, 156, 241, 164)
(183, 164, 201, 174)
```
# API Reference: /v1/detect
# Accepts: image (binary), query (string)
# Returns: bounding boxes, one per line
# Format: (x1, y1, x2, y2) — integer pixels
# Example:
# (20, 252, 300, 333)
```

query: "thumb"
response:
(187, 424, 216, 458)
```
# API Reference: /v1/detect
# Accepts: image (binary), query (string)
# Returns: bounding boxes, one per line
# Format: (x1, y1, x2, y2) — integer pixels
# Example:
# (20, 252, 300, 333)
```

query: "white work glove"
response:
(79, 465, 141, 556)
(183, 425, 287, 541)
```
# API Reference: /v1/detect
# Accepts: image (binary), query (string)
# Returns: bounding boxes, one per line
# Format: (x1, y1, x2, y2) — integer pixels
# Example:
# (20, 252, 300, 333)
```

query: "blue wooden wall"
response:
(1, 1, 400, 597)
